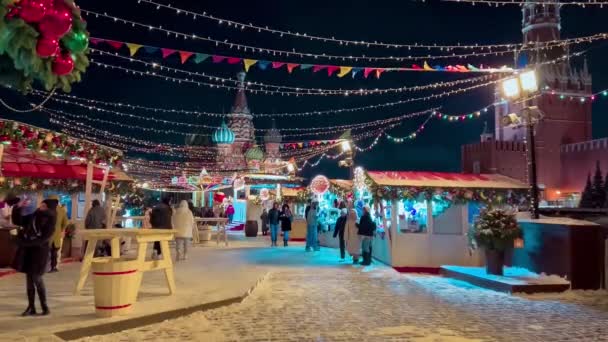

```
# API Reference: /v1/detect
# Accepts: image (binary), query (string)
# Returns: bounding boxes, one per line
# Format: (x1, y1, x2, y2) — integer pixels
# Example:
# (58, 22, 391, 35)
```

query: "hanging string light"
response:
(133, 0, 606, 50)
(80, 8, 604, 62)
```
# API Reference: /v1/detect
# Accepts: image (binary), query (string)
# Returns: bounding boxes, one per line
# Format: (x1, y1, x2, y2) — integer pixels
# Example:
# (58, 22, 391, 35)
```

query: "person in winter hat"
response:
(12, 200, 57, 316)
(356, 205, 376, 266)
(279, 203, 293, 247)
(345, 208, 360, 264)
(172, 200, 194, 261)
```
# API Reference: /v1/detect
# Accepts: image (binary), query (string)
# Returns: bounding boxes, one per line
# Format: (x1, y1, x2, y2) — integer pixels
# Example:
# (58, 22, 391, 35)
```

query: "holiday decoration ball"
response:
(38, 4, 73, 38)
(18, 0, 48, 23)
(62, 30, 88, 53)
(35, 36, 59, 57)
(51, 53, 74, 75)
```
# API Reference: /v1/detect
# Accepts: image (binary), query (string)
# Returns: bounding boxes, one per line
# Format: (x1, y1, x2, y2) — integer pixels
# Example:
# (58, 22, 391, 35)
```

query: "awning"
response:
(282, 187, 305, 197)
(330, 179, 352, 191)
(1, 162, 124, 181)
(366, 171, 528, 189)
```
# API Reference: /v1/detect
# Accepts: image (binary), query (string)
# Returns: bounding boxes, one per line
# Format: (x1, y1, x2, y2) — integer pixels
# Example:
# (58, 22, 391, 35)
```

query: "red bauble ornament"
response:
(51, 53, 74, 75)
(19, 0, 48, 23)
(38, 4, 72, 38)
(36, 36, 59, 57)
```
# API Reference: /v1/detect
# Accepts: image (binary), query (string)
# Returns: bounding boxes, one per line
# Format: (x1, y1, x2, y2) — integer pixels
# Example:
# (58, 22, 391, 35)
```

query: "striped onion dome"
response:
(245, 145, 264, 161)
(212, 121, 235, 144)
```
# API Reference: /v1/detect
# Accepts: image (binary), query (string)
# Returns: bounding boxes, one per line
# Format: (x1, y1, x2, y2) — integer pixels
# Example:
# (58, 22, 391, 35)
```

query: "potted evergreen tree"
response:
(470, 207, 521, 276)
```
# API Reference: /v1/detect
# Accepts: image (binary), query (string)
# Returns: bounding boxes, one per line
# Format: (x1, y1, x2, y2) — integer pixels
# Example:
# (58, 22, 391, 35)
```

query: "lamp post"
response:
(500, 69, 542, 219)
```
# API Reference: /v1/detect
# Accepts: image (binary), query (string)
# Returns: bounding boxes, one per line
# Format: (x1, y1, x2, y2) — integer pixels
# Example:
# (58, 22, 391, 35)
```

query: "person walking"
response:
(142, 206, 152, 229)
(356, 205, 376, 266)
(47, 195, 68, 273)
(345, 208, 360, 264)
(83, 199, 107, 257)
(279, 204, 293, 247)
(333, 208, 348, 261)
(12, 200, 56, 316)
(306, 201, 320, 252)
(268, 203, 280, 247)
(260, 208, 269, 236)
(172, 200, 194, 261)
(150, 197, 173, 259)
(225, 202, 235, 224)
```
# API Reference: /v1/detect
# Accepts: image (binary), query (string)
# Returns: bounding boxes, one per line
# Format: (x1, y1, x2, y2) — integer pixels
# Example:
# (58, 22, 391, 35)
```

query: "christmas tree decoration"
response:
(310, 175, 330, 195)
(0, 0, 89, 92)
(51, 52, 74, 75)
(36, 36, 59, 57)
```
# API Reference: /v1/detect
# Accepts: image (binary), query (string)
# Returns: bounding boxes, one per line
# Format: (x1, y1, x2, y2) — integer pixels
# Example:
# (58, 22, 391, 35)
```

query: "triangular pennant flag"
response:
(243, 59, 258, 72)
(375, 68, 385, 79)
(227, 57, 241, 65)
(351, 67, 363, 78)
(105, 40, 124, 50)
(297, 143, 304, 148)
(161, 48, 176, 59)
(411, 64, 422, 70)
(126, 43, 143, 56)
(300, 64, 313, 70)
(327, 65, 340, 76)
(272, 62, 285, 69)
(433, 65, 444, 71)
(194, 53, 210, 63)
(423, 61, 434, 71)
(456, 65, 469, 72)
(212, 55, 226, 63)
(144, 46, 159, 54)
(313, 65, 328, 73)
(445, 65, 457, 72)
(337, 66, 352, 78)
(467, 64, 480, 72)
(363, 68, 374, 78)
(179, 51, 194, 64)
(89, 37, 102, 45)
(257, 60, 271, 70)
(286, 63, 299, 73)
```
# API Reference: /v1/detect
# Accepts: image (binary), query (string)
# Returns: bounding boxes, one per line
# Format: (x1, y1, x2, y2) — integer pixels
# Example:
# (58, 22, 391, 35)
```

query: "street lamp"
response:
(500, 69, 542, 219)
(338, 139, 355, 180)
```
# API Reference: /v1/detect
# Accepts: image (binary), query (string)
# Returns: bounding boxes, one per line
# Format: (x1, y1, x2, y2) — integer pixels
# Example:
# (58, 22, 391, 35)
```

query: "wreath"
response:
(0, 0, 89, 93)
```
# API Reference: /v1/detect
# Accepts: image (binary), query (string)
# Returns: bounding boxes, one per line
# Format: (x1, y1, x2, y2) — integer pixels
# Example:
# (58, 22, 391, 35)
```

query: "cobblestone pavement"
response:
(79, 263, 608, 342)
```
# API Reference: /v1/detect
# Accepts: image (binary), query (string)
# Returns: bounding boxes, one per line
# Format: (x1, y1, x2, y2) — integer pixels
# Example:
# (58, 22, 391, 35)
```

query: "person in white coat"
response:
(345, 208, 361, 264)
(171, 200, 194, 261)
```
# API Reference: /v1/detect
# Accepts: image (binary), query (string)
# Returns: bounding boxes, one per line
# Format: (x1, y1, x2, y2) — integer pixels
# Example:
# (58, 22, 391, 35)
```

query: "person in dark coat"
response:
(356, 205, 376, 266)
(279, 204, 293, 247)
(150, 197, 173, 259)
(268, 203, 280, 247)
(260, 208, 269, 236)
(333, 208, 348, 261)
(12, 200, 57, 316)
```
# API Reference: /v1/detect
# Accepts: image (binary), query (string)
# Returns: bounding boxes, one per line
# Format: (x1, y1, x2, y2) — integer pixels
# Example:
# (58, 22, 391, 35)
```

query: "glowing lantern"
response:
(310, 175, 330, 195)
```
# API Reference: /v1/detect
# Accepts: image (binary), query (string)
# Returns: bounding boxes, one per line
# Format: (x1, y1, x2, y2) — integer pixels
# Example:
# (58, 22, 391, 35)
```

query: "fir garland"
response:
(0, 176, 133, 195)
(0, 0, 89, 93)
(0, 119, 122, 166)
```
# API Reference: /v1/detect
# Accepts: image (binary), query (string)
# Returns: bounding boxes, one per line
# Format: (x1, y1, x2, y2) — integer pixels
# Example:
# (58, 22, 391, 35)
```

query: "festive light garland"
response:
(440, 0, 608, 7)
(81, 8, 603, 62)
(134, 0, 604, 50)
(89, 39, 520, 77)
(91, 48, 498, 94)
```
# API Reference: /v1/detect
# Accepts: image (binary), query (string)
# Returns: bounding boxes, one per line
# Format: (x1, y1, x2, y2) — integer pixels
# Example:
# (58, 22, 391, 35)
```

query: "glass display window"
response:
(398, 199, 428, 234)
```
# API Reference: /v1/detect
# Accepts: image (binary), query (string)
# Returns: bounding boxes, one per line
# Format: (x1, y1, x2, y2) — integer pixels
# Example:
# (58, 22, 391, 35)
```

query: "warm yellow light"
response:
(501, 78, 520, 98)
(341, 140, 351, 152)
(555, 190, 561, 195)
(519, 70, 538, 93)
(287, 163, 295, 172)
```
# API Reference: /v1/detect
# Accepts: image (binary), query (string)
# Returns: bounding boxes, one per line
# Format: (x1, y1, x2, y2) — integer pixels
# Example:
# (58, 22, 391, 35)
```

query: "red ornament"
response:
(51, 53, 74, 75)
(19, 0, 48, 23)
(38, 4, 72, 38)
(35, 36, 59, 57)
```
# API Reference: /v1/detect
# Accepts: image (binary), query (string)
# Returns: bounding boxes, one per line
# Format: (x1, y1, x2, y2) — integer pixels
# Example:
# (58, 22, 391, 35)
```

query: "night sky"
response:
(3, 0, 607, 180)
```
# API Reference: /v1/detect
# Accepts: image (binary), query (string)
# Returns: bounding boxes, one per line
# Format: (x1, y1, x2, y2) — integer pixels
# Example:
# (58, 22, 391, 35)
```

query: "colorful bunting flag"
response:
(257, 61, 271, 70)
(300, 64, 313, 70)
(106, 40, 124, 50)
(212, 55, 226, 63)
(144, 46, 159, 54)
(126, 43, 143, 56)
(423, 61, 434, 71)
(272, 62, 285, 69)
(286, 63, 299, 74)
(338, 66, 352, 78)
(327, 66, 340, 76)
(89, 38, 102, 45)
(194, 53, 210, 63)
(179, 51, 194, 64)
(313, 65, 328, 73)
(363, 68, 374, 78)
(227, 57, 241, 65)
(375, 68, 384, 79)
(161, 48, 176, 58)
(352, 67, 363, 78)
(243, 59, 258, 72)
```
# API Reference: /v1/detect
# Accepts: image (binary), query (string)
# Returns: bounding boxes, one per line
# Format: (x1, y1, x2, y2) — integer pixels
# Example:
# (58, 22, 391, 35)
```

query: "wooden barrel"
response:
(245, 220, 259, 237)
(199, 225, 212, 241)
(91, 258, 140, 318)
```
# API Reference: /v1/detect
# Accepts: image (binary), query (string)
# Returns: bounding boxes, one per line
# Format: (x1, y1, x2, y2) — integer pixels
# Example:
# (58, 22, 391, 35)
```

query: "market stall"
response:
(0, 119, 129, 263)
(358, 169, 528, 272)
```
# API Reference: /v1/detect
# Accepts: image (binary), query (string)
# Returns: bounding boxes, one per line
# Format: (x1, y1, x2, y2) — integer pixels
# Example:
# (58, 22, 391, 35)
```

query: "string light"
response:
(91, 48, 498, 96)
(81, 8, 605, 62)
(135, 0, 606, 50)
(441, 0, 608, 7)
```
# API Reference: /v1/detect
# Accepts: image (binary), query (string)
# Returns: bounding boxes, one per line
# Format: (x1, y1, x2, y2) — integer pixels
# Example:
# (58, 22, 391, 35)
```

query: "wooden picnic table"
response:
(74, 228, 176, 295)
(193, 218, 228, 246)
